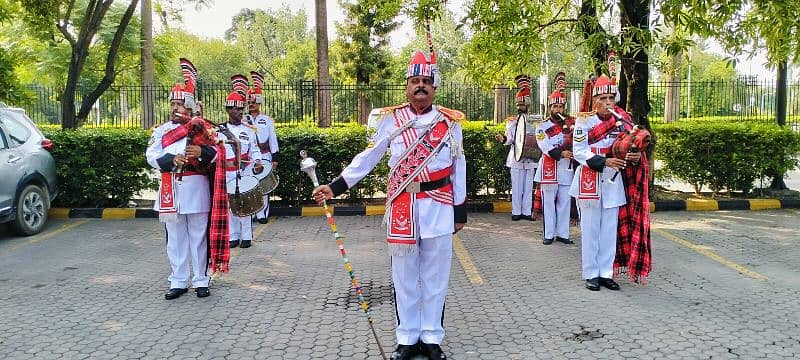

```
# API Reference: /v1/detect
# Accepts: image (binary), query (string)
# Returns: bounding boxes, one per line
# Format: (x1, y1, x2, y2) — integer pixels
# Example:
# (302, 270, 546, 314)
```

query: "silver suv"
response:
(0, 106, 58, 235)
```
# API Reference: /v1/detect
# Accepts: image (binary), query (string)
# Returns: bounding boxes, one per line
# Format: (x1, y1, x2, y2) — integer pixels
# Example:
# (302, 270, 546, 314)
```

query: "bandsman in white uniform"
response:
(569, 73, 636, 291)
(312, 50, 466, 360)
(494, 75, 539, 221)
(535, 72, 576, 245)
(246, 71, 280, 224)
(146, 58, 219, 300)
(220, 74, 262, 249)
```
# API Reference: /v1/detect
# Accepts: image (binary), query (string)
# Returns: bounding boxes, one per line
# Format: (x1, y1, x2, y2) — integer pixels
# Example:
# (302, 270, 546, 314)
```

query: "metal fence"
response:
(23, 79, 800, 128)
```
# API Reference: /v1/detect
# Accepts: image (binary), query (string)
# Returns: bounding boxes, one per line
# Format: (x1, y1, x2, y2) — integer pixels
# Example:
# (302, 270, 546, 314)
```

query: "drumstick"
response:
(300, 150, 388, 360)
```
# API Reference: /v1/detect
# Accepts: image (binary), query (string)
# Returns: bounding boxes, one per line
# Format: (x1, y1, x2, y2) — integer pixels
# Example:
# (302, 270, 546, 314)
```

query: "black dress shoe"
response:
(523, 215, 535, 221)
(390, 344, 420, 360)
(599, 277, 621, 290)
(229, 240, 240, 248)
(420, 342, 447, 359)
(240, 240, 251, 248)
(196, 287, 210, 298)
(585, 278, 600, 291)
(164, 288, 188, 300)
(511, 215, 521, 221)
(257, 218, 268, 224)
(542, 238, 554, 245)
(556, 236, 574, 244)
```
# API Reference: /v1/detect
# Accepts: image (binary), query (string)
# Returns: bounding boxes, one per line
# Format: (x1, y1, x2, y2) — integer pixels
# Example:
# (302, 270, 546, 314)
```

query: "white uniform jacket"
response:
(535, 119, 575, 186)
(502, 114, 538, 170)
(248, 113, 279, 162)
(219, 122, 261, 181)
(568, 114, 626, 208)
(328, 105, 468, 238)
(146, 121, 217, 214)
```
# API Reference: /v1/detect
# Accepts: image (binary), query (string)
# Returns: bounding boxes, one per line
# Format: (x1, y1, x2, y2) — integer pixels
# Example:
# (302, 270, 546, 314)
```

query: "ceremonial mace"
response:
(300, 150, 388, 360)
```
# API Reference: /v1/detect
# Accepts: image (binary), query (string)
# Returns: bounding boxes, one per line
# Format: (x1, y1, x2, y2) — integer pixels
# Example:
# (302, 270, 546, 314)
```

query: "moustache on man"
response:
(414, 87, 428, 95)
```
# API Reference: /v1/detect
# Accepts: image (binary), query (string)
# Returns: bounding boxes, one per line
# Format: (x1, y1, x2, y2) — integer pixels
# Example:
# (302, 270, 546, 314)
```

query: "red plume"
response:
(579, 79, 594, 112)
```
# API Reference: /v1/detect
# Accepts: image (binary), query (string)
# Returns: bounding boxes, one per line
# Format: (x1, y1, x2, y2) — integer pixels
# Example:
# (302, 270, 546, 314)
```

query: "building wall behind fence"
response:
(24, 79, 800, 129)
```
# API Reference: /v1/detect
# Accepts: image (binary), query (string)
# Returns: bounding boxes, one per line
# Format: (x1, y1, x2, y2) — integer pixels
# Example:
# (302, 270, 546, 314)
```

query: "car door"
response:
(0, 112, 29, 215)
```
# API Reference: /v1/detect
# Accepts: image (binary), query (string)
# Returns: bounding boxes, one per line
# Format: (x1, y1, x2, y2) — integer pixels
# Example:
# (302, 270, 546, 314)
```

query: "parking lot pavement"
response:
(1, 210, 798, 359)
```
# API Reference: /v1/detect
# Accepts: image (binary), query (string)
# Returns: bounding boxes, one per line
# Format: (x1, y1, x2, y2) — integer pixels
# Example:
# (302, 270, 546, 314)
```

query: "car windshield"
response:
(0, 110, 33, 147)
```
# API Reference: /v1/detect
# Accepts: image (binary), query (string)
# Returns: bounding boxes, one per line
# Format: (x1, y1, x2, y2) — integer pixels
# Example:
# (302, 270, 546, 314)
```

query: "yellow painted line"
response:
(452, 234, 484, 285)
(686, 199, 719, 211)
(365, 205, 385, 216)
(301, 206, 326, 217)
(649, 202, 655, 213)
(102, 208, 136, 219)
(253, 222, 269, 241)
(652, 227, 767, 281)
(5, 220, 88, 252)
(49, 208, 70, 219)
(492, 201, 512, 213)
(748, 199, 781, 210)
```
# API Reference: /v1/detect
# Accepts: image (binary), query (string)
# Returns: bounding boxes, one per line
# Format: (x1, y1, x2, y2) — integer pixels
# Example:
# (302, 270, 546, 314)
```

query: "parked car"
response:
(0, 105, 58, 235)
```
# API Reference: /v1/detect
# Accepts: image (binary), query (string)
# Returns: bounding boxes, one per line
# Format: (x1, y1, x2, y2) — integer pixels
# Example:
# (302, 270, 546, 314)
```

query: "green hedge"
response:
(274, 122, 511, 205)
(653, 121, 800, 195)
(45, 119, 799, 206)
(41, 128, 157, 207)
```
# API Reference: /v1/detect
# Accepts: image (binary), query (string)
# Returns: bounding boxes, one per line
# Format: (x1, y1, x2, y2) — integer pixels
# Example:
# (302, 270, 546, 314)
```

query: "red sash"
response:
(540, 155, 558, 185)
(158, 172, 177, 221)
(385, 109, 452, 255)
(577, 147, 609, 201)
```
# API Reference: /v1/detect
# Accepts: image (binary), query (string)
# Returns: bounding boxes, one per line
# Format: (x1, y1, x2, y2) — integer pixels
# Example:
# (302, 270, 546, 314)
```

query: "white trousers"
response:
(392, 233, 453, 345)
(165, 212, 209, 288)
(255, 195, 270, 220)
(229, 212, 253, 241)
(579, 205, 619, 279)
(510, 168, 535, 216)
(542, 185, 572, 240)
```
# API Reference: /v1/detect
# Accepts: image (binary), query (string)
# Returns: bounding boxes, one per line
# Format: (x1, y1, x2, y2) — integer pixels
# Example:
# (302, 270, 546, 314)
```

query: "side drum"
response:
(227, 175, 264, 217)
(514, 114, 543, 161)
(249, 162, 280, 195)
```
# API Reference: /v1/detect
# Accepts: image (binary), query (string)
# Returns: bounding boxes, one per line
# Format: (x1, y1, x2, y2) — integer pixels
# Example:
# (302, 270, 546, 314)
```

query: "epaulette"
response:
(438, 106, 465, 122)
(378, 103, 409, 114)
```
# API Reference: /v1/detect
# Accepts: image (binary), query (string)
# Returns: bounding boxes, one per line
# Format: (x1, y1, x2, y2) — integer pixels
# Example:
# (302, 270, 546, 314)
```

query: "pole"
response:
(300, 150, 387, 360)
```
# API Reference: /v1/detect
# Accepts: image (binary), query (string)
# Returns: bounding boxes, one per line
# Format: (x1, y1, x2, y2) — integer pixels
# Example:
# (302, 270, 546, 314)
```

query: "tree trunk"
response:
(663, 52, 681, 123)
(141, 0, 155, 128)
(619, 0, 653, 192)
(357, 90, 370, 125)
(579, 0, 609, 74)
(770, 61, 789, 190)
(76, 1, 139, 124)
(493, 84, 509, 124)
(314, 0, 332, 127)
(619, 0, 651, 129)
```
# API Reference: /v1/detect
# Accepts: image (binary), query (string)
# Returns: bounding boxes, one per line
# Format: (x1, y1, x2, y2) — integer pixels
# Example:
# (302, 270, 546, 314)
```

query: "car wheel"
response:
(11, 184, 49, 236)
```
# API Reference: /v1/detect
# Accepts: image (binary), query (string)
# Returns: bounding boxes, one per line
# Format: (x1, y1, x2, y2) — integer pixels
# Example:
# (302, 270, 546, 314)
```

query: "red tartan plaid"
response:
(588, 107, 631, 144)
(208, 142, 230, 273)
(587, 116, 617, 144)
(614, 150, 651, 283)
(532, 183, 542, 219)
(161, 123, 190, 147)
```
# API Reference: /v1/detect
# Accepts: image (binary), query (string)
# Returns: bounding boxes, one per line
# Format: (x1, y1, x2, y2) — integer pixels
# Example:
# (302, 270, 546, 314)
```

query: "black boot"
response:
(390, 343, 420, 360)
(420, 342, 447, 359)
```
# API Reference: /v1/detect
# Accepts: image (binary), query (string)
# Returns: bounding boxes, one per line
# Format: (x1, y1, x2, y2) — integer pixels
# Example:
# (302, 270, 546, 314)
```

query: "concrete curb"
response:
(49, 198, 800, 219)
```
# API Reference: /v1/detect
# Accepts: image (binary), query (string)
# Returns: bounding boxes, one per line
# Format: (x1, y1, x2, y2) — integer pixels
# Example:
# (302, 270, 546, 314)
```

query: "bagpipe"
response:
(607, 107, 651, 183)
(173, 113, 224, 181)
